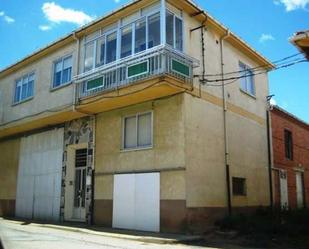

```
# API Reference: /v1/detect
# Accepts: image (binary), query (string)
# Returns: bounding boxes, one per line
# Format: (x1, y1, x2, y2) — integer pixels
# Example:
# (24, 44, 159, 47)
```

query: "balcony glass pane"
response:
(106, 31, 117, 63)
(84, 41, 94, 72)
(148, 12, 160, 48)
(96, 36, 105, 67)
(135, 19, 146, 53)
(166, 12, 174, 47)
(121, 25, 133, 58)
(175, 17, 183, 51)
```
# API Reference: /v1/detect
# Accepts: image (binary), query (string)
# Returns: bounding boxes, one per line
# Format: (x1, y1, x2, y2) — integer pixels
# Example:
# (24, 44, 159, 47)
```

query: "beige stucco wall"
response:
(0, 138, 20, 200)
(183, 11, 269, 118)
(0, 42, 77, 125)
(94, 94, 186, 200)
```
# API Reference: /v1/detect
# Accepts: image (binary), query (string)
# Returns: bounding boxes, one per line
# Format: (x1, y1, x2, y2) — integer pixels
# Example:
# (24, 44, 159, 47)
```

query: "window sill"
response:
(50, 81, 72, 92)
(121, 145, 153, 153)
(240, 88, 256, 99)
(12, 96, 34, 106)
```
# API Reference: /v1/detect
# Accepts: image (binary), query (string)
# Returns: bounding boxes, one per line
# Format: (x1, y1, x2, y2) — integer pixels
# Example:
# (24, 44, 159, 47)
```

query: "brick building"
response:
(271, 105, 309, 209)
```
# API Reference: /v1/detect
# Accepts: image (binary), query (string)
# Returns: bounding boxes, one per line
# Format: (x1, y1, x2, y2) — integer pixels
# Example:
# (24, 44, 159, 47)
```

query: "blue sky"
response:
(0, 0, 308, 121)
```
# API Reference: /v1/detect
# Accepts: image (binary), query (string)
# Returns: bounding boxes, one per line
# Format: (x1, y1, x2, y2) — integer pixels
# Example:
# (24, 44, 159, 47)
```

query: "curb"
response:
(39, 224, 202, 244)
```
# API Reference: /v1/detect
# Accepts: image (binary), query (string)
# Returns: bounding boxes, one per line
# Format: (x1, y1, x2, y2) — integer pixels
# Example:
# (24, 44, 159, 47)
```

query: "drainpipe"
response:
(219, 30, 232, 216)
(266, 96, 274, 210)
(72, 32, 80, 111)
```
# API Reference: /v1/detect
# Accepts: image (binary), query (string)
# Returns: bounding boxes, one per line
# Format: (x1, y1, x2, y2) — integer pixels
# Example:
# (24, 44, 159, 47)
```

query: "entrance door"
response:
(279, 170, 289, 209)
(72, 148, 87, 221)
(296, 171, 304, 208)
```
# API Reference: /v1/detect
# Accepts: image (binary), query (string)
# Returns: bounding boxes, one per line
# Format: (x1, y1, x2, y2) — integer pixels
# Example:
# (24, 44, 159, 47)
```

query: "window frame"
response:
(51, 54, 73, 90)
(232, 177, 247, 196)
(165, 9, 183, 51)
(122, 111, 153, 151)
(284, 129, 293, 160)
(239, 62, 255, 97)
(12, 71, 35, 105)
(82, 5, 183, 72)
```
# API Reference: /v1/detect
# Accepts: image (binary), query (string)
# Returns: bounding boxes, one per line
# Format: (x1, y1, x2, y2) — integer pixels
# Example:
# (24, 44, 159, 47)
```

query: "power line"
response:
(195, 52, 305, 78)
(201, 59, 307, 86)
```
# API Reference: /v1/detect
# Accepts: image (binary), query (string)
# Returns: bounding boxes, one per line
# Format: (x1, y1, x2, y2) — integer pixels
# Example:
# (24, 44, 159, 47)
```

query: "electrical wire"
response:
(202, 59, 307, 86)
(195, 52, 305, 77)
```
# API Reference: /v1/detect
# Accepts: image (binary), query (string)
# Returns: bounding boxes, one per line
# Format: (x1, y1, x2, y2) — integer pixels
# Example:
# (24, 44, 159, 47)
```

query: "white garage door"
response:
(113, 173, 160, 232)
(15, 128, 64, 221)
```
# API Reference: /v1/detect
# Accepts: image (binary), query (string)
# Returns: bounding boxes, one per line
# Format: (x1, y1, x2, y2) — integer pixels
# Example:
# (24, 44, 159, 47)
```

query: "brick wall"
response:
(271, 107, 309, 209)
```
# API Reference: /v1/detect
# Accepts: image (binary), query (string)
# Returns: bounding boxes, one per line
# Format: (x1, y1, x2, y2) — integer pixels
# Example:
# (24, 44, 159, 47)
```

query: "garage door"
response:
(113, 173, 160, 232)
(15, 128, 64, 221)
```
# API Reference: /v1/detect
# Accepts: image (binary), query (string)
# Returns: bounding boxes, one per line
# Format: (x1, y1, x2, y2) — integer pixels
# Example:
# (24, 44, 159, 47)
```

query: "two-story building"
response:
(0, 0, 274, 233)
(271, 105, 309, 210)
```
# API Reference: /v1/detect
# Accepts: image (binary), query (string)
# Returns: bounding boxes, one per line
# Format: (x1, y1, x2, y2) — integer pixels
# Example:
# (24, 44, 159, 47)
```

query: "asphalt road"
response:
(0, 219, 213, 249)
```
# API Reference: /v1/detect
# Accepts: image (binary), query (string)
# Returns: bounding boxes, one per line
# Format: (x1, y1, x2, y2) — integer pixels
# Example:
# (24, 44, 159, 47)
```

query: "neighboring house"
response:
(0, 0, 274, 233)
(271, 106, 309, 210)
(290, 30, 309, 60)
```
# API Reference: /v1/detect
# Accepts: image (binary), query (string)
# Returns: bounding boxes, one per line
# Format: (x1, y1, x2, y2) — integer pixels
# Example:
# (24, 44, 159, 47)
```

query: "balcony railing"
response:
(74, 45, 199, 101)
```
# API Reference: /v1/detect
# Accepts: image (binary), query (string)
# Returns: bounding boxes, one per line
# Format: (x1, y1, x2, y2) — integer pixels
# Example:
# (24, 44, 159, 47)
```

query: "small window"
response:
(148, 12, 160, 49)
(123, 112, 152, 150)
(53, 55, 72, 88)
(14, 73, 35, 103)
(284, 129, 293, 160)
(135, 18, 146, 53)
(121, 25, 133, 58)
(166, 11, 183, 51)
(232, 177, 246, 196)
(239, 62, 255, 96)
(106, 31, 117, 64)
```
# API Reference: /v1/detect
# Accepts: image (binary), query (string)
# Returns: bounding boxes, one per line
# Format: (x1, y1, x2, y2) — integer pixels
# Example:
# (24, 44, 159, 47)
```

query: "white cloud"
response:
(274, 0, 309, 11)
(114, 0, 120, 3)
(0, 11, 15, 23)
(4, 15, 15, 23)
(259, 34, 275, 43)
(39, 25, 52, 31)
(42, 2, 94, 26)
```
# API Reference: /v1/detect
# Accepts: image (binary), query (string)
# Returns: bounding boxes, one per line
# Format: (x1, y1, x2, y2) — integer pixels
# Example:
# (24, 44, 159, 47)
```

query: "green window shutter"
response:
(172, 59, 190, 77)
(127, 61, 148, 78)
(87, 77, 103, 90)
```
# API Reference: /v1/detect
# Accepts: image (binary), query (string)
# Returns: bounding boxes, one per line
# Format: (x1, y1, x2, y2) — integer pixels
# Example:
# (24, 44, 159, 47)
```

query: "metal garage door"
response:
(112, 173, 160, 232)
(15, 128, 64, 221)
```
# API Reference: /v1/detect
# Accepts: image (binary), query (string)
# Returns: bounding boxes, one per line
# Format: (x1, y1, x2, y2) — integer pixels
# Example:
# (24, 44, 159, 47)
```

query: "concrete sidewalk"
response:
(0, 218, 202, 245)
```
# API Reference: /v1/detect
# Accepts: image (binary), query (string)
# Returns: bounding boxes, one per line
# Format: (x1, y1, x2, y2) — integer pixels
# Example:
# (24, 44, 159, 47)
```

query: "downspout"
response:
(72, 32, 80, 112)
(266, 96, 274, 210)
(219, 30, 232, 216)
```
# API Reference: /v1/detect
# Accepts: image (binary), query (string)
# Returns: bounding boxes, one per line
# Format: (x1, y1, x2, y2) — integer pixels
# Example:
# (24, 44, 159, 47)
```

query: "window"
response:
(148, 13, 161, 49)
(134, 18, 146, 53)
(239, 62, 255, 96)
(284, 129, 293, 160)
(84, 41, 95, 72)
(121, 25, 133, 58)
(166, 11, 183, 51)
(14, 73, 34, 103)
(123, 112, 152, 149)
(106, 31, 117, 64)
(232, 177, 246, 196)
(96, 36, 105, 67)
(53, 55, 72, 88)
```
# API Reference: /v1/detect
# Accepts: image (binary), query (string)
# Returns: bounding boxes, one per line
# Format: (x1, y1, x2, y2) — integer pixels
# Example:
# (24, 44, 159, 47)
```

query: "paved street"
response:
(0, 219, 216, 249)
